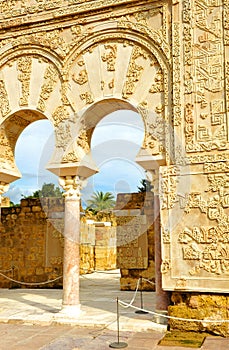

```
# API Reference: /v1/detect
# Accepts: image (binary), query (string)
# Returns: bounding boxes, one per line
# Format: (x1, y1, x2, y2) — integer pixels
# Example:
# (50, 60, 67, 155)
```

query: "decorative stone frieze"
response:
(0, 0, 229, 332)
(160, 164, 229, 292)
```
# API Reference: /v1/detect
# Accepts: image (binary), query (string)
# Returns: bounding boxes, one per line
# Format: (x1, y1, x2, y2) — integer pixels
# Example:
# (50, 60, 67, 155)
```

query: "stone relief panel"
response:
(0, 0, 171, 170)
(116, 215, 148, 269)
(0, 0, 170, 42)
(182, 0, 229, 156)
(0, 55, 63, 125)
(160, 164, 229, 292)
(67, 39, 169, 161)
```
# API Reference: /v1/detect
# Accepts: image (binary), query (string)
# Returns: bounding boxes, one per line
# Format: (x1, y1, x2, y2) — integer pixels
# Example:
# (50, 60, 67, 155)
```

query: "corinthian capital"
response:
(0, 181, 9, 195)
(59, 175, 87, 199)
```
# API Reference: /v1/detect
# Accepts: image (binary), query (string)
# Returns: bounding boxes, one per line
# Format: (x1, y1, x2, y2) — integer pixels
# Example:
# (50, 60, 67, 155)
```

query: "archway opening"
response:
(81, 103, 155, 296)
(5, 119, 57, 204)
(0, 116, 66, 289)
(82, 109, 145, 207)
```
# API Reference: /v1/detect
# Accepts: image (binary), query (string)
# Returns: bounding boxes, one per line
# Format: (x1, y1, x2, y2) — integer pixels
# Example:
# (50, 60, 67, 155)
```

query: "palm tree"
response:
(86, 191, 115, 212)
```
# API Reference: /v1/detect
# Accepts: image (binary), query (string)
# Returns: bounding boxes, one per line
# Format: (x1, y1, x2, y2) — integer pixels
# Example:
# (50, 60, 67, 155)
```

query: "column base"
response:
(58, 304, 82, 318)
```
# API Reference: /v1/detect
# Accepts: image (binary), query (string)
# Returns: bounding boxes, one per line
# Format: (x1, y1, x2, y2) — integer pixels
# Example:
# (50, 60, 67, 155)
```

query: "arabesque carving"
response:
(0, 181, 9, 195)
(17, 56, 32, 106)
(52, 105, 70, 127)
(80, 92, 94, 105)
(179, 172, 229, 276)
(149, 67, 164, 93)
(161, 166, 229, 291)
(101, 44, 117, 71)
(77, 128, 90, 153)
(172, 22, 181, 126)
(0, 80, 10, 118)
(122, 46, 147, 99)
(37, 64, 59, 112)
(183, 0, 229, 154)
(160, 166, 178, 209)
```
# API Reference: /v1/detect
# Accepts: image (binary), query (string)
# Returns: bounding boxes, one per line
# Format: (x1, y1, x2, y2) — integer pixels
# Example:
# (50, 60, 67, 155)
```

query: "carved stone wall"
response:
(160, 0, 229, 296)
(160, 165, 229, 292)
(0, 0, 229, 333)
(0, 0, 171, 180)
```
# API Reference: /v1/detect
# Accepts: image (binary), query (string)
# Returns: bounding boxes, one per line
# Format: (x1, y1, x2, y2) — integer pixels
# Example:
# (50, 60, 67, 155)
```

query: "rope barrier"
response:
(118, 277, 229, 324)
(0, 268, 13, 273)
(118, 300, 229, 323)
(142, 277, 155, 286)
(0, 272, 62, 286)
(118, 278, 141, 308)
(1, 268, 227, 324)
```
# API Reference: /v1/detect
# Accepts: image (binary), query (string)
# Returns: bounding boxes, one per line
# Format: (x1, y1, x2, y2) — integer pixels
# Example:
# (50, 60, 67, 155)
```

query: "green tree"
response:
(137, 179, 153, 193)
(22, 182, 63, 199)
(86, 191, 115, 212)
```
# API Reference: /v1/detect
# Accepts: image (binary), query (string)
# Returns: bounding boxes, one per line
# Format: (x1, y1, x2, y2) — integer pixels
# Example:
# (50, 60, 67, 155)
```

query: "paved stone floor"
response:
(1, 323, 229, 350)
(0, 270, 166, 332)
(0, 270, 228, 349)
(0, 323, 163, 350)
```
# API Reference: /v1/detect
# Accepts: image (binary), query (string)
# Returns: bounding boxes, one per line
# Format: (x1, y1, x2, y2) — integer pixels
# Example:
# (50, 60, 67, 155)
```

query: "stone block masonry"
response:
(0, 198, 63, 288)
(0, 197, 115, 288)
(115, 192, 155, 291)
(169, 292, 229, 337)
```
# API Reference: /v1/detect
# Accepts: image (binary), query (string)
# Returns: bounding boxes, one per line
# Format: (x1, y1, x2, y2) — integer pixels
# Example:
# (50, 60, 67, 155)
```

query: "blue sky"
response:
(5, 110, 146, 206)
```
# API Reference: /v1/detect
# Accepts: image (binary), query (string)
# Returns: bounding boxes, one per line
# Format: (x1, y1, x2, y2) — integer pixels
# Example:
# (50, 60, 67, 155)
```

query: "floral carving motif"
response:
(17, 56, 32, 106)
(0, 80, 10, 117)
(37, 64, 59, 112)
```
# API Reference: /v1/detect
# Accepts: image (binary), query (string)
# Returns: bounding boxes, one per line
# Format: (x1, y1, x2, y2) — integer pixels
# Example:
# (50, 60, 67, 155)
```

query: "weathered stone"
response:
(116, 192, 155, 291)
(169, 293, 229, 336)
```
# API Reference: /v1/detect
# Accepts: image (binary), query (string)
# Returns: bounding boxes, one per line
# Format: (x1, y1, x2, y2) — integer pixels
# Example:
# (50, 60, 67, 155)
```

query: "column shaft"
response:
(62, 197, 81, 309)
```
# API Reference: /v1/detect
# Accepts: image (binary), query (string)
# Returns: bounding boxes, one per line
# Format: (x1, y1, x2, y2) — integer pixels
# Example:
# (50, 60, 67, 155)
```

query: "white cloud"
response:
(91, 110, 144, 148)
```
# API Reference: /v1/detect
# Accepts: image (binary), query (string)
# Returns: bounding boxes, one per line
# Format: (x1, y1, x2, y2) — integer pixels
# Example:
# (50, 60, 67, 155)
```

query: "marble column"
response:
(59, 175, 86, 317)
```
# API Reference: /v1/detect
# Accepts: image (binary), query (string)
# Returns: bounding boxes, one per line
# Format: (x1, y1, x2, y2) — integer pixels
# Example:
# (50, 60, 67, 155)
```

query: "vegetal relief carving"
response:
(17, 56, 32, 106)
(160, 166, 179, 210)
(0, 80, 10, 118)
(122, 46, 147, 99)
(178, 172, 229, 276)
(37, 64, 59, 112)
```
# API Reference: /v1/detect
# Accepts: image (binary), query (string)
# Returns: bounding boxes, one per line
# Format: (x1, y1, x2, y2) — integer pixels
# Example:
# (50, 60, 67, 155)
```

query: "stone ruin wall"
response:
(0, 197, 116, 288)
(0, 192, 155, 290)
(115, 192, 155, 291)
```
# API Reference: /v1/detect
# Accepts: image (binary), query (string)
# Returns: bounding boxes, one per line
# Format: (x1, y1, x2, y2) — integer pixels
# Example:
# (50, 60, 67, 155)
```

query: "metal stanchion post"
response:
(135, 276, 148, 314)
(109, 297, 128, 349)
